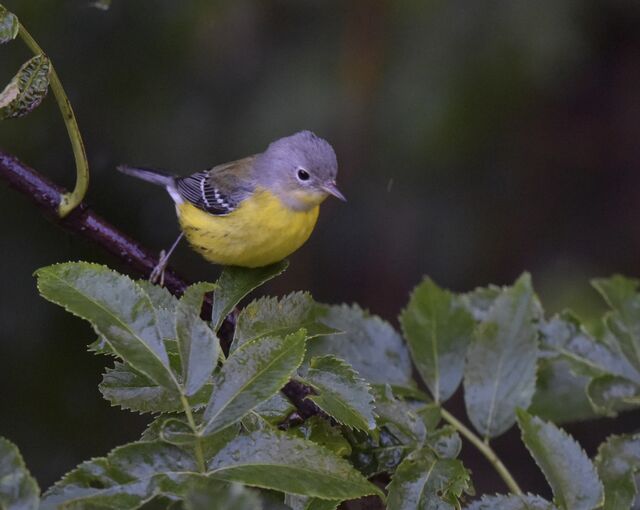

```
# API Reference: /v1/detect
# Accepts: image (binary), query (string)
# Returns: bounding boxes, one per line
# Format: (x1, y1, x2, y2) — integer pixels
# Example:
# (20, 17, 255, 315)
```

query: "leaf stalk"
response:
(17, 23, 89, 217)
(180, 394, 206, 473)
(441, 408, 523, 495)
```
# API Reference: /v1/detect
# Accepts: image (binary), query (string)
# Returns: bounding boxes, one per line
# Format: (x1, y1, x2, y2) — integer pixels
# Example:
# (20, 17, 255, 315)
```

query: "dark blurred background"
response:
(1, 0, 640, 500)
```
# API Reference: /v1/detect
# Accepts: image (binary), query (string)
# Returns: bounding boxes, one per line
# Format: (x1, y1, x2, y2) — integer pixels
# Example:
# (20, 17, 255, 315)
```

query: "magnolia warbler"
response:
(118, 131, 345, 279)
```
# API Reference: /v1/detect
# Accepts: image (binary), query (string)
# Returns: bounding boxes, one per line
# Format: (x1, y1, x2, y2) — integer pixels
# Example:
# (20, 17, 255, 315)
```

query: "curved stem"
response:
(18, 23, 89, 218)
(441, 408, 523, 496)
(180, 394, 206, 473)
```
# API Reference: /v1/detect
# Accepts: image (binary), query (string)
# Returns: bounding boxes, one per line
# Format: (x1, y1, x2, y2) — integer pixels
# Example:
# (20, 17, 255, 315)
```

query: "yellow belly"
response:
(176, 189, 320, 267)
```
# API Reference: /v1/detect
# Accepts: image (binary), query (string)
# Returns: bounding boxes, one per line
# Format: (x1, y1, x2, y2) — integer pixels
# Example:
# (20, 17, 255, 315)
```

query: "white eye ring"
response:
(296, 168, 310, 181)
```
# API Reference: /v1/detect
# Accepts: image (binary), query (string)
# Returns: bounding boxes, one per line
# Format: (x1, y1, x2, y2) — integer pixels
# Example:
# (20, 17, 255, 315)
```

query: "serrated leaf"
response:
(0, 55, 50, 120)
(464, 273, 540, 438)
(303, 355, 376, 432)
(426, 426, 462, 459)
(516, 410, 604, 510)
(291, 416, 352, 457)
(211, 261, 288, 331)
(202, 330, 307, 435)
(417, 403, 442, 431)
(176, 282, 219, 396)
(285, 494, 340, 510)
(464, 493, 558, 509)
(529, 357, 598, 423)
(541, 312, 639, 381)
(42, 442, 197, 510)
(159, 418, 196, 446)
(307, 304, 413, 387)
(0, 437, 40, 510)
(254, 393, 295, 425)
(0, 5, 19, 44)
(184, 480, 262, 510)
(400, 277, 475, 403)
(461, 285, 502, 321)
(232, 292, 337, 352)
(587, 375, 640, 417)
(593, 275, 640, 375)
(595, 434, 640, 510)
(99, 361, 209, 413)
(387, 447, 471, 510)
(372, 385, 426, 446)
(36, 263, 176, 390)
(208, 428, 383, 500)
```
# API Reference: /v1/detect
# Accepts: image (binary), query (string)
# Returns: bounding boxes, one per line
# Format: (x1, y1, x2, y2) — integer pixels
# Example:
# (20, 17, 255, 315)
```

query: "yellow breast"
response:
(176, 188, 320, 267)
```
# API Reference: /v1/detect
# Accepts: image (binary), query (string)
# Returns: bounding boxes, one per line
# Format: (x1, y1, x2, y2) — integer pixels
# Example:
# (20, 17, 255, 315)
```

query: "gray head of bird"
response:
(255, 130, 345, 211)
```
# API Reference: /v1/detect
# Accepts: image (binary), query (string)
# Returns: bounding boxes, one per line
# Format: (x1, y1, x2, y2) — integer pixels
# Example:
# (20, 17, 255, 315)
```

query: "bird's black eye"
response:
(297, 168, 310, 181)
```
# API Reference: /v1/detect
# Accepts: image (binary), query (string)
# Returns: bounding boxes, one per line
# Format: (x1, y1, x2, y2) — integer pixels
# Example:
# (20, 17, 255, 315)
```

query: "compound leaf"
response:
(595, 434, 640, 510)
(0, 437, 39, 510)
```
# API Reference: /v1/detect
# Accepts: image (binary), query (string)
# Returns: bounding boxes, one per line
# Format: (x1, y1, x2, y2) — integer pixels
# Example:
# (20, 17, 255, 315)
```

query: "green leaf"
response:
(516, 410, 604, 510)
(184, 480, 262, 510)
(254, 393, 295, 425)
(372, 385, 426, 445)
(211, 261, 288, 331)
(530, 357, 598, 423)
(464, 494, 558, 509)
(232, 292, 337, 352)
(540, 312, 639, 381)
(159, 418, 196, 446)
(0, 437, 40, 510)
(291, 416, 352, 458)
(387, 448, 471, 510)
(587, 375, 640, 417)
(42, 442, 198, 510)
(284, 494, 340, 510)
(464, 274, 540, 438)
(400, 277, 475, 403)
(0, 5, 19, 44)
(202, 330, 307, 435)
(595, 434, 640, 510)
(593, 275, 640, 375)
(100, 361, 210, 413)
(208, 428, 383, 500)
(0, 55, 50, 120)
(303, 355, 376, 432)
(307, 304, 413, 387)
(426, 426, 462, 459)
(417, 403, 442, 431)
(461, 284, 501, 321)
(176, 282, 219, 396)
(36, 263, 176, 389)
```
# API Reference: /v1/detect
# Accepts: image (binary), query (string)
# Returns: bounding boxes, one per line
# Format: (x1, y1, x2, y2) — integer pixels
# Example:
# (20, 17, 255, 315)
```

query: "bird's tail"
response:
(117, 165, 175, 187)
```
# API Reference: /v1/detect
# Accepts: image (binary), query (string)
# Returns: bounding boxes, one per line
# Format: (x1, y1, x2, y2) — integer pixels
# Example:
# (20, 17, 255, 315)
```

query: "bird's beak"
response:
(322, 181, 347, 202)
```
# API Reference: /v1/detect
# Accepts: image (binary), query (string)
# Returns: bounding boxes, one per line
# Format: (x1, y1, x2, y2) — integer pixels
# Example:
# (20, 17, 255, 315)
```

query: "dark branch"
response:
(0, 149, 317, 421)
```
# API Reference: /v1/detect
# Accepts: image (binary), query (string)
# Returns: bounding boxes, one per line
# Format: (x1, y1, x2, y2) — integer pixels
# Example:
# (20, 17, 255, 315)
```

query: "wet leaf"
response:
(372, 385, 426, 446)
(304, 355, 376, 432)
(387, 448, 471, 510)
(464, 274, 540, 438)
(308, 304, 413, 387)
(400, 277, 475, 402)
(202, 330, 306, 435)
(208, 428, 383, 500)
(517, 410, 604, 510)
(232, 292, 337, 352)
(0, 437, 40, 510)
(36, 263, 176, 390)
(176, 282, 219, 396)
(595, 434, 640, 510)
(211, 261, 288, 331)
(587, 375, 640, 417)
(426, 426, 462, 459)
(464, 493, 558, 509)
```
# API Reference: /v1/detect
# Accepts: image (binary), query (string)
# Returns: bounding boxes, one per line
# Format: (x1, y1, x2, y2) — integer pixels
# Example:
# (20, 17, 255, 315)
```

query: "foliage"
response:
(2, 261, 638, 509)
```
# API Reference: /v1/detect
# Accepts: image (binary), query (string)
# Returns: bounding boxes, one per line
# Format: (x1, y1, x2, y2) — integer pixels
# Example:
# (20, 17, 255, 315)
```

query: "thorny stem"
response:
(180, 394, 206, 473)
(440, 408, 523, 496)
(18, 23, 89, 218)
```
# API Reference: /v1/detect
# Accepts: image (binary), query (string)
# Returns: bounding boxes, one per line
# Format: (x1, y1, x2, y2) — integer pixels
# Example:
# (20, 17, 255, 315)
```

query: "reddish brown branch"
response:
(0, 149, 315, 418)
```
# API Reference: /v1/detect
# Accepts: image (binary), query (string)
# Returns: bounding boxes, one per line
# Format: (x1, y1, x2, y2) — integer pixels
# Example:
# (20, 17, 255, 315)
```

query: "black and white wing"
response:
(175, 157, 256, 215)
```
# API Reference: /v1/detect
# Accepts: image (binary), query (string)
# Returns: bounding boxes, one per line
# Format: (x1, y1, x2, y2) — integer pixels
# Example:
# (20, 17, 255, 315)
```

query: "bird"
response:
(118, 130, 345, 280)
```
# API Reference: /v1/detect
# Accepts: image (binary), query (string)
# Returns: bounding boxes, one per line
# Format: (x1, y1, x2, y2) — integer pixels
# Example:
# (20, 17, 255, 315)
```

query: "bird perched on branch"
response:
(118, 131, 345, 281)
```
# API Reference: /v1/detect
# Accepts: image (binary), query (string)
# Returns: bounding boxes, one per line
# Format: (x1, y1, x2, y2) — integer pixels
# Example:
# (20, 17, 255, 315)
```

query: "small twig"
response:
(440, 408, 523, 495)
